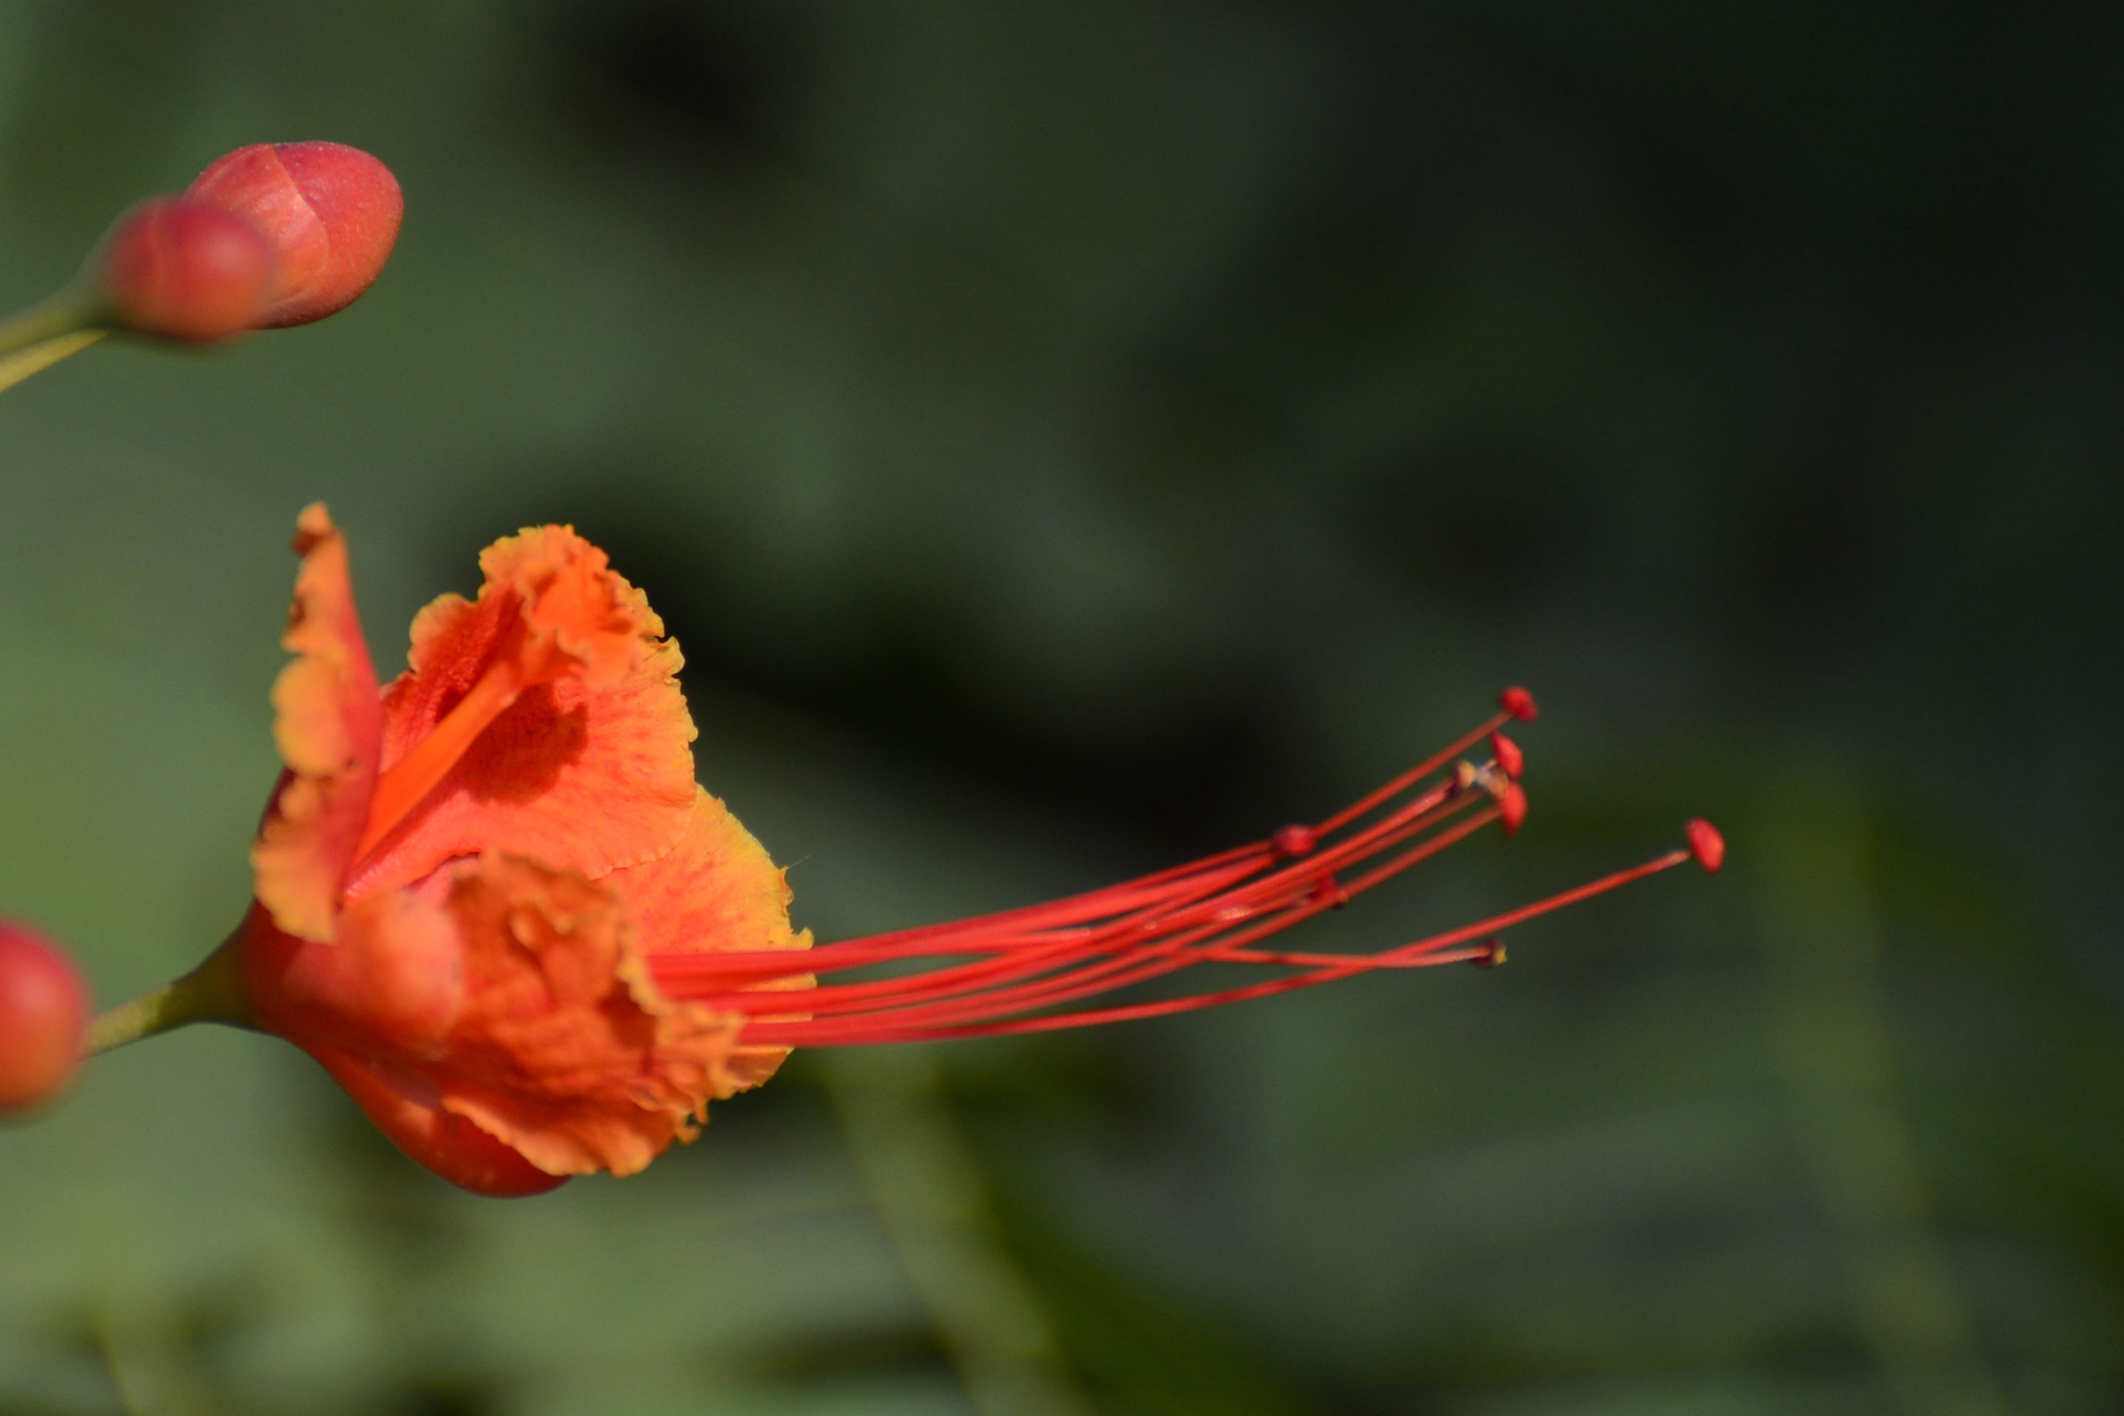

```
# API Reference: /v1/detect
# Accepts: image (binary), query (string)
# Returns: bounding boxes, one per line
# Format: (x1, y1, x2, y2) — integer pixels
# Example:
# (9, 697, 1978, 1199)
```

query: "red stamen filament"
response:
(646, 709, 1704, 1046)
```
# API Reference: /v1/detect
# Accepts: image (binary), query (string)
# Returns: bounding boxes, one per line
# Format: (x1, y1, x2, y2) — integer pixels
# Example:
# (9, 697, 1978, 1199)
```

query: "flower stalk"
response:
(85, 931, 252, 1056)
(0, 282, 108, 395)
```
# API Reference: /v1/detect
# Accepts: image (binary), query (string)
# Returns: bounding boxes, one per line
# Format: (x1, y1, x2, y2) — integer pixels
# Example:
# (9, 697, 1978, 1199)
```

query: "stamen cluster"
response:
(650, 691, 1722, 1047)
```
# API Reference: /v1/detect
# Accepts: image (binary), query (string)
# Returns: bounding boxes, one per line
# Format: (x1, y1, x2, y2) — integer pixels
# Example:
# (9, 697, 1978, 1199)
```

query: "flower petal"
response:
(305, 1042, 567, 1197)
(609, 788, 813, 1092)
(353, 526, 697, 898)
(242, 892, 465, 1058)
(251, 504, 382, 943)
(422, 853, 741, 1177)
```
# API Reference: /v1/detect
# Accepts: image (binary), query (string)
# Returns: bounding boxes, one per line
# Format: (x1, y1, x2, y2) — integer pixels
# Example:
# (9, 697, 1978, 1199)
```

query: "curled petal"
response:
(246, 853, 745, 1180)
(355, 526, 697, 897)
(474, 525, 660, 688)
(439, 857, 747, 1180)
(251, 504, 382, 942)
(612, 788, 813, 1093)
(416, 855, 739, 1177)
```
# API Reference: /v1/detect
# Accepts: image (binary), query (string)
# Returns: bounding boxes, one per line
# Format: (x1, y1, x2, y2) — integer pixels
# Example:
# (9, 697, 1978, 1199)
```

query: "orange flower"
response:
(232, 505, 809, 1195)
(85, 507, 1719, 1197)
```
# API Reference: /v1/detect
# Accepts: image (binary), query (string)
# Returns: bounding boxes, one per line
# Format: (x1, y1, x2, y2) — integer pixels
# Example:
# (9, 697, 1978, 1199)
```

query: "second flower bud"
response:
(0, 920, 89, 1116)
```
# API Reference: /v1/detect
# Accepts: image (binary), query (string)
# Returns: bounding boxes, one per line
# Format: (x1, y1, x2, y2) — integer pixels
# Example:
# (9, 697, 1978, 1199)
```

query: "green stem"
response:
(86, 930, 254, 1056)
(0, 279, 110, 396)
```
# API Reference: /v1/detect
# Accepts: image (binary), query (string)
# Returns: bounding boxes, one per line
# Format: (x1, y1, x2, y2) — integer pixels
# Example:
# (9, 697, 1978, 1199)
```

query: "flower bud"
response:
(99, 198, 275, 342)
(0, 920, 89, 1115)
(186, 142, 402, 328)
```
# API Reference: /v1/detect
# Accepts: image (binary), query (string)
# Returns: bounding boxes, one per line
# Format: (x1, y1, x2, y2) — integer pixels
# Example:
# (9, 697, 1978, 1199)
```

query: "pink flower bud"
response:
(99, 198, 274, 342)
(0, 920, 89, 1114)
(186, 142, 402, 328)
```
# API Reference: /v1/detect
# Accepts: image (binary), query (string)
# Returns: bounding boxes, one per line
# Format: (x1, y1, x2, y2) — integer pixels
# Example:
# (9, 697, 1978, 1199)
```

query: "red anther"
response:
(1308, 875, 1349, 910)
(187, 141, 402, 328)
(1470, 938, 1507, 969)
(1488, 731, 1524, 780)
(1499, 686, 1539, 721)
(0, 920, 89, 1115)
(1685, 818, 1726, 874)
(1272, 824, 1319, 858)
(99, 198, 274, 342)
(1498, 783, 1529, 835)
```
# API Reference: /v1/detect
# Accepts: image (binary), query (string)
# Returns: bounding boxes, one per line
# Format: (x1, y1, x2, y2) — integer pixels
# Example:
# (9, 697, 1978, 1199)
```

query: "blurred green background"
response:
(1, 0, 2120, 1411)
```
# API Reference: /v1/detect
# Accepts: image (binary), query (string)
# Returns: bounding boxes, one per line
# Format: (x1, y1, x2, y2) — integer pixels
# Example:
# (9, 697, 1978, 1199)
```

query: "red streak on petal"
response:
(353, 664, 522, 862)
